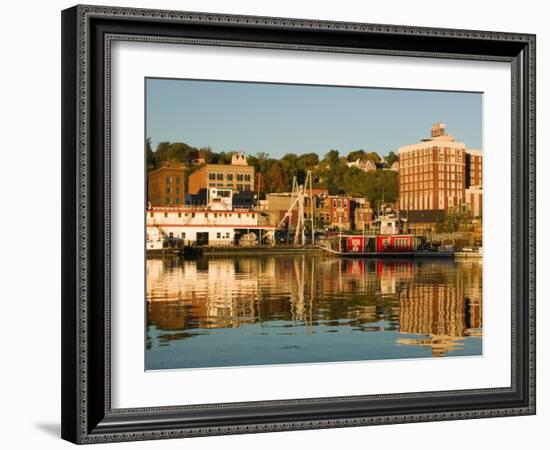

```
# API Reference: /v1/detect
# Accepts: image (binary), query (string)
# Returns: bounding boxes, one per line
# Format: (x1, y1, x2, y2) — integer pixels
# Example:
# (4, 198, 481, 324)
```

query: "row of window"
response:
(392, 238, 411, 247)
(207, 172, 252, 182)
(400, 163, 465, 175)
(401, 191, 464, 200)
(400, 181, 464, 191)
(438, 182, 463, 189)
(148, 232, 232, 240)
(401, 147, 470, 159)
(400, 148, 433, 159)
(400, 172, 464, 183)
(439, 172, 463, 180)
(165, 176, 181, 184)
(401, 157, 466, 167)
(149, 212, 256, 219)
(331, 199, 349, 208)
(400, 197, 465, 210)
(401, 173, 435, 182)
(332, 213, 350, 222)
(207, 182, 251, 191)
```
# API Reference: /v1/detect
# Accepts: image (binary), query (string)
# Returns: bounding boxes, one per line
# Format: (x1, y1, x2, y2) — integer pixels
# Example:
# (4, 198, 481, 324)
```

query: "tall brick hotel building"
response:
(398, 123, 483, 227)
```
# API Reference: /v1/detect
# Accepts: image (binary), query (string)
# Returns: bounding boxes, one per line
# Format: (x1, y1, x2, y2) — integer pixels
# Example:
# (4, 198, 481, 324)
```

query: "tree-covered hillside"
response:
(146, 139, 398, 205)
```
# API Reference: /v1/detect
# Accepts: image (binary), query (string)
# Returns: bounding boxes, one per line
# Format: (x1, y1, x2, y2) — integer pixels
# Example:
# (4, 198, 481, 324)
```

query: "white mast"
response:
(277, 170, 315, 246)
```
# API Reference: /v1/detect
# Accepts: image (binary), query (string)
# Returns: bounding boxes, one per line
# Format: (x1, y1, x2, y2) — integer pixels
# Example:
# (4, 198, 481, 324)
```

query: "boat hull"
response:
(320, 247, 454, 258)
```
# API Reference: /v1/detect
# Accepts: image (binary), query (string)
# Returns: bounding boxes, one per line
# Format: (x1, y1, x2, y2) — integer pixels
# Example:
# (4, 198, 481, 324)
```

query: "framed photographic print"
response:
(61, 4, 536, 444)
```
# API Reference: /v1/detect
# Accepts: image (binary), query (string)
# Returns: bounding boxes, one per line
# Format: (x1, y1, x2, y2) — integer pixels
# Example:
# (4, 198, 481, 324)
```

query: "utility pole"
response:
(256, 172, 262, 209)
(339, 216, 342, 253)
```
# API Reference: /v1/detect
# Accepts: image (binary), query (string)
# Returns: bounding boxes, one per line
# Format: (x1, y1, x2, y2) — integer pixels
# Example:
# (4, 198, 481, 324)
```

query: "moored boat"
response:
(319, 233, 435, 257)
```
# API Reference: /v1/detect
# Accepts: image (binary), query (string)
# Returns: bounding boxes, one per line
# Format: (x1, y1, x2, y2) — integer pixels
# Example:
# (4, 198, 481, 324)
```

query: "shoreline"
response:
(146, 246, 480, 259)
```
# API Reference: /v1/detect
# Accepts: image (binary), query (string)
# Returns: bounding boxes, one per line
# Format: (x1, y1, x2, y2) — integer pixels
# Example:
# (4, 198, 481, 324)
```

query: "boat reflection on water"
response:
(146, 255, 482, 369)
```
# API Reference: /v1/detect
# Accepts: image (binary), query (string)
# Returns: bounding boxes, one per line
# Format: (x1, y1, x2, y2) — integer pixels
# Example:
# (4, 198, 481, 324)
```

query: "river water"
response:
(146, 255, 482, 370)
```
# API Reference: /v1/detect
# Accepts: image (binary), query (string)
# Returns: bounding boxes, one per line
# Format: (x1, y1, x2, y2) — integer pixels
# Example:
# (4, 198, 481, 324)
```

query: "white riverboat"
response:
(146, 188, 275, 249)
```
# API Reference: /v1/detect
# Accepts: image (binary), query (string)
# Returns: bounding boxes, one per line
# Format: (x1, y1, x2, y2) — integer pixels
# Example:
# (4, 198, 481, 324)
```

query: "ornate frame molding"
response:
(61, 5, 536, 444)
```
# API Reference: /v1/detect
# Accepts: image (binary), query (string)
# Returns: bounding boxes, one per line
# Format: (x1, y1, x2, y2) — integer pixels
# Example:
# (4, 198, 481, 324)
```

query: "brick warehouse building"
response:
(147, 161, 186, 206)
(398, 123, 482, 220)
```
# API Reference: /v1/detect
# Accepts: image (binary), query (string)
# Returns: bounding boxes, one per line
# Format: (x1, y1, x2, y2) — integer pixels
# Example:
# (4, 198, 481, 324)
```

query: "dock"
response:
(201, 245, 322, 257)
(147, 245, 323, 258)
(453, 251, 482, 259)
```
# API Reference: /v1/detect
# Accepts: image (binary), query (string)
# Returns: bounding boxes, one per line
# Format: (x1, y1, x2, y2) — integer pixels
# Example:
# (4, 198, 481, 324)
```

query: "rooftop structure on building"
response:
(231, 152, 248, 166)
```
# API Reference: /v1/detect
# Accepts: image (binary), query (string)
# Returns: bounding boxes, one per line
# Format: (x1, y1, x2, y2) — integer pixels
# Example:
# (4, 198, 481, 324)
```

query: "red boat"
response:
(321, 234, 418, 256)
(319, 206, 452, 258)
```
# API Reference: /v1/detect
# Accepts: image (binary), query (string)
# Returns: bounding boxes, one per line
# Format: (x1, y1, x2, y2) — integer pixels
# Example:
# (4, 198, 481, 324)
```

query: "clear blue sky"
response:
(146, 78, 482, 158)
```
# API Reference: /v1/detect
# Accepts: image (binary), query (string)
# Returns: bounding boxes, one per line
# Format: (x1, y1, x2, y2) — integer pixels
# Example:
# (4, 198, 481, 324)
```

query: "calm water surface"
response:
(146, 255, 482, 369)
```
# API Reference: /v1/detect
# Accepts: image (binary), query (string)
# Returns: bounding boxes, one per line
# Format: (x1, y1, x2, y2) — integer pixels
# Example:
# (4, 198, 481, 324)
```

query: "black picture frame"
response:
(61, 4, 536, 444)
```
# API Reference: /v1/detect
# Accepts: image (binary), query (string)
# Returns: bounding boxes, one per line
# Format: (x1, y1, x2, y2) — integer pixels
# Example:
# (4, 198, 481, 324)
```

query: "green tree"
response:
(247, 154, 260, 172)
(264, 161, 289, 193)
(282, 153, 298, 165)
(365, 152, 381, 164)
(199, 146, 215, 163)
(296, 153, 319, 170)
(166, 142, 194, 162)
(385, 151, 398, 166)
(347, 149, 366, 162)
(363, 170, 398, 205)
(214, 152, 233, 164)
(146, 137, 156, 170)
(155, 141, 171, 163)
(323, 149, 340, 168)
(339, 169, 398, 205)
(435, 208, 472, 233)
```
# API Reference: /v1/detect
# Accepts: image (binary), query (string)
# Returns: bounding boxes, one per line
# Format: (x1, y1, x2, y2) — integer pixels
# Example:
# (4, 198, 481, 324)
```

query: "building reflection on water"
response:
(147, 256, 482, 358)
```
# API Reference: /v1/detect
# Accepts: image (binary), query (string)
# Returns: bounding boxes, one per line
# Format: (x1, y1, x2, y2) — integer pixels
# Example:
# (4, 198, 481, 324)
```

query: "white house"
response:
(346, 158, 376, 172)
